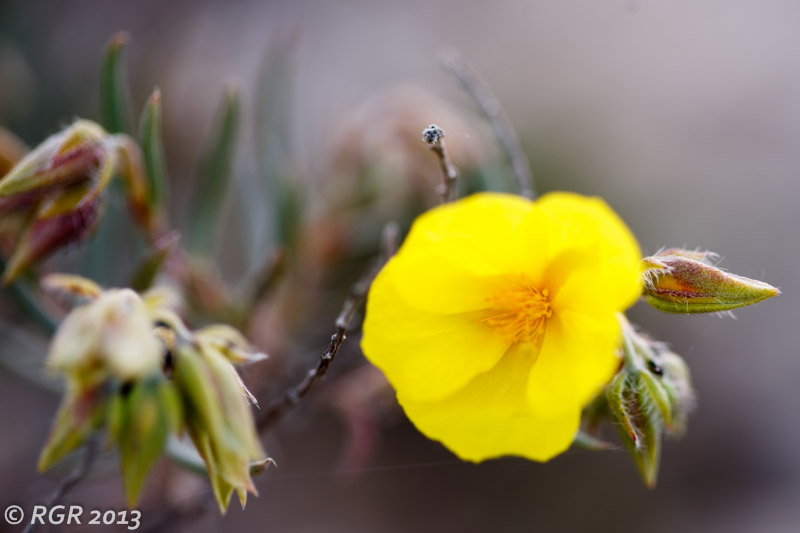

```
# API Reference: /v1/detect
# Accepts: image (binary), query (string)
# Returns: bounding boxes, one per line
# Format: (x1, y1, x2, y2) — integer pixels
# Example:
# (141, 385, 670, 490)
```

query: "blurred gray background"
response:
(1, 1, 798, 532)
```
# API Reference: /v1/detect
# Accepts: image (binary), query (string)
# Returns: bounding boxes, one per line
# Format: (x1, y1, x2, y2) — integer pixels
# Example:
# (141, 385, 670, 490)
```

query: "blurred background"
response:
(1, 0, 799, 531)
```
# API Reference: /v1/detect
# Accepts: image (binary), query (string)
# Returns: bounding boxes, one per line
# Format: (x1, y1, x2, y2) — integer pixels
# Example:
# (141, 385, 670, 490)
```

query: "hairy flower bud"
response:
(641, 248, 779, 314)
(606, 370, 662, 487)
(0, 120, 116, 283)
(0, 120, 108, 197)
(606, 315, 696, 487)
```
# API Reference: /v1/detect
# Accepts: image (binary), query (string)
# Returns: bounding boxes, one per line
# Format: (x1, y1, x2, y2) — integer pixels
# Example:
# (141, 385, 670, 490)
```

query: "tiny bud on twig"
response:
(421, 124, 459, 203)
(440, 48, 535, 199)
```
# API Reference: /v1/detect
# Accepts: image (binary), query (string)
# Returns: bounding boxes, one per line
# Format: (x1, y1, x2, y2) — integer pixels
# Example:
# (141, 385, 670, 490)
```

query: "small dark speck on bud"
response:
(120, 381, 134, 396)
(647, 360, 664, 377)
(422, 124, 445, 146)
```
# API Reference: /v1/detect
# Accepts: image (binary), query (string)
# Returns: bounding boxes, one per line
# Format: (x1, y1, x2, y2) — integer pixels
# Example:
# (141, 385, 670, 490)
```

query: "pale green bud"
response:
(172, 341, 265, 513)
(111, 378, 182, 507)
(48, 289, 162, 384)
(194, 324, 268, 365)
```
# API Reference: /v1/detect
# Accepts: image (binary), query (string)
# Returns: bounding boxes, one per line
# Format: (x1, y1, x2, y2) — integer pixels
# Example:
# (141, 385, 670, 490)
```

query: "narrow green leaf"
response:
(100, 31, 133, 135)
(185, 85, 241, 255)
(256, 33, 303, 250)
(138, 88, 168, 210)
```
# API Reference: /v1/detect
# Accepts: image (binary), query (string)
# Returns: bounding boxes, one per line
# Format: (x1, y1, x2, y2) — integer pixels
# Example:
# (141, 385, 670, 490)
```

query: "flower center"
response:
(477, 277, 552, 344)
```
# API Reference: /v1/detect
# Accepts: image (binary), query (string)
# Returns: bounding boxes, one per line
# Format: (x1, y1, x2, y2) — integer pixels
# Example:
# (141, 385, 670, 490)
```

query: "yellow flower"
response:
(361, 192, 641, 461)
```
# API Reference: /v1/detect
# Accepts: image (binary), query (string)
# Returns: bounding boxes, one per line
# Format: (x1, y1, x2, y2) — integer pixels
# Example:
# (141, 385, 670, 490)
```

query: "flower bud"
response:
(37, 278, 267, 512)
(172, 341, 265, 513)
(47, 288, 162, 385)
(108, 377, 182, 507)
(605, 315, 696, 487)
(656, 349, 695, 438)
(195, 324, 268, 365)
(641, 248, 779, 314)
(0, 120, 108, 197)
(606, 370, 662, 487)
(0, 120, 117, 283)
(41, 272, 103, 302)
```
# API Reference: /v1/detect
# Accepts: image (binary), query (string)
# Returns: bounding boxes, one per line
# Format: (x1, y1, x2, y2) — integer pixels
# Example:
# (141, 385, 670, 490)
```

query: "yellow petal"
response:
(402, 192, 534, 275)
(362, 262, 510, 403)
(552, 261, 641, 314)
(379, 250, 497, 314)
(526, 309, 622, 416)
(536, 192, 640, 270)
(398, 343, 580, 462)
(509, 206, 553, 283)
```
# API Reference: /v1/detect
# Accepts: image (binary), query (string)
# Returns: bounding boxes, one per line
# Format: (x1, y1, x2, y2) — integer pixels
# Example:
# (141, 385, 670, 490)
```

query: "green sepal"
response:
(38, 385, 107, 472)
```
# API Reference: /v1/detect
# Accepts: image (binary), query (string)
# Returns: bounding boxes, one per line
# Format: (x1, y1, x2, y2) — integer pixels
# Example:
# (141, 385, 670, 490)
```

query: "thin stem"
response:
(257, 224, 397, 431)
(257, 265, 376, 430)
(23, 437, 101, 533)
(422, 125, 459, 203)
(0, 259, 58, 336)
(440, 49, 535, 199)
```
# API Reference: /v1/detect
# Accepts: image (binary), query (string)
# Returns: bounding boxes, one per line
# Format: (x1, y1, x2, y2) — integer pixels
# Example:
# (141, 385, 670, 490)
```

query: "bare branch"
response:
(440, 48, 535, 199)
(257, 224, 397, 431)
(422, 124, 459, 203)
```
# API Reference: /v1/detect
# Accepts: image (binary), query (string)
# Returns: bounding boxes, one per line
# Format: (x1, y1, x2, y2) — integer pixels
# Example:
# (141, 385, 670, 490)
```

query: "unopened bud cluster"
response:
(594, 247, 779, 486)
(37, 275, 268, 512)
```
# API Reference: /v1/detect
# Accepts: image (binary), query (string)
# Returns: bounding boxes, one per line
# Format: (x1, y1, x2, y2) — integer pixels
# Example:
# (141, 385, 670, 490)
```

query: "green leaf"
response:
(185, 85, 241, 255)
(100, 32, 133, 135)
(256, 33, 303, 250)
(138, 88, 168, 211)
